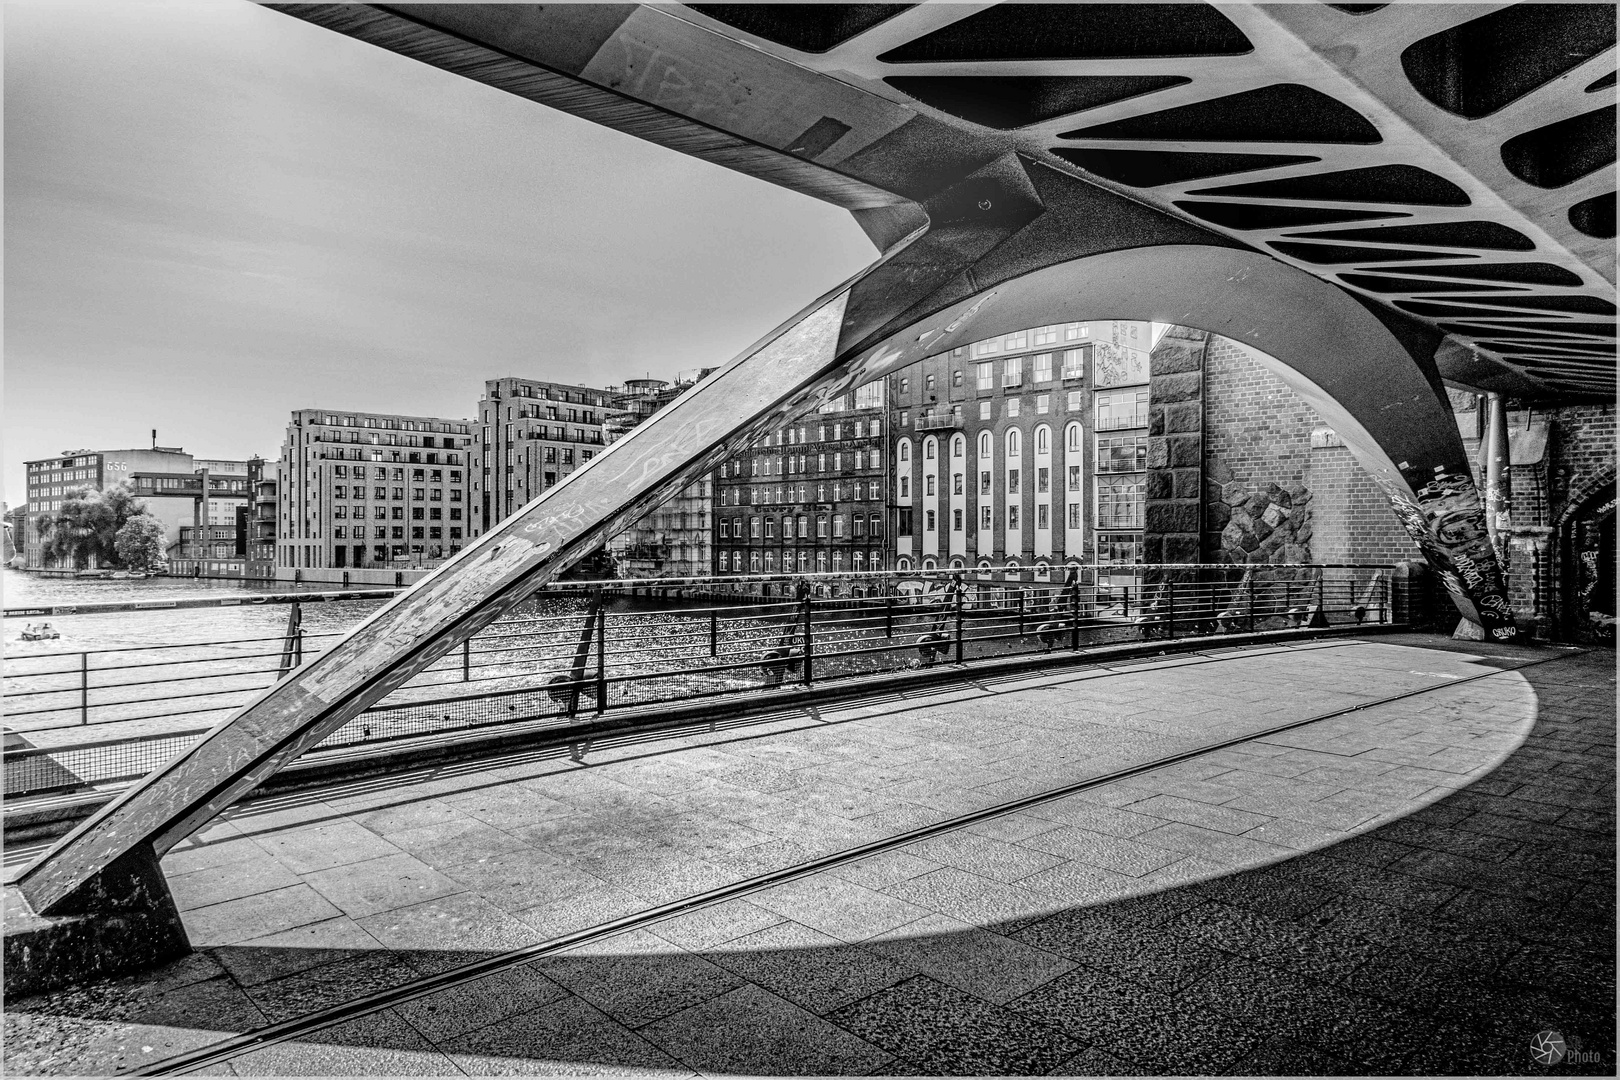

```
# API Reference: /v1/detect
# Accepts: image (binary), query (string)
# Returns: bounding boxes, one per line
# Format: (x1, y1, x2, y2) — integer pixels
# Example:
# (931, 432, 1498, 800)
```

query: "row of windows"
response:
(27, 467, 97, 485)
(749, 417, 884, 448)
(331, 506, 464, 520)
(311, 448, 464, 465)
(311, 414, 470, 434)
(719, 513, 886, 540)
(722, 481, 884, 505)
(895, 475, 1144, 533)
(903, 503, 1085, 534)
(496, 383, 609, 408)
(333, 486, 458, 501)
(899, 464, 1084, 499)
(331, 466, 461, 482)
(331, 525, 464, 540)
(719, 550, 887, 573)
(725, 449, 884, 478)
(28, 457, 97, 471)
(310, 428, 466, 449)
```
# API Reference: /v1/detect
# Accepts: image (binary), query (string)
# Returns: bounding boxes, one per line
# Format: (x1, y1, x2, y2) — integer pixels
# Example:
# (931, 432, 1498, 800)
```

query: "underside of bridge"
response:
(8, 2, 1615, 989)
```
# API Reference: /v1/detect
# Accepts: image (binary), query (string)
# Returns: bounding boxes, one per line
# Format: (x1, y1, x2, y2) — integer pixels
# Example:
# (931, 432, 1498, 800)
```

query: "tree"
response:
(114, 515, 168, 573)
(38, 484, 156, 570)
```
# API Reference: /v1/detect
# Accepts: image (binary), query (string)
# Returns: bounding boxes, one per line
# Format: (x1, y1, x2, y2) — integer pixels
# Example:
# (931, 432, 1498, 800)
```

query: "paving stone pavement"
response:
(3, 636, 1613, 1076)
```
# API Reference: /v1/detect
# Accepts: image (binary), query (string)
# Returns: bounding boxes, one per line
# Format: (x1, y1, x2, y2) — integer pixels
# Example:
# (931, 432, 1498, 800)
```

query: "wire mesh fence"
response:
(4, 564, 1421, 798)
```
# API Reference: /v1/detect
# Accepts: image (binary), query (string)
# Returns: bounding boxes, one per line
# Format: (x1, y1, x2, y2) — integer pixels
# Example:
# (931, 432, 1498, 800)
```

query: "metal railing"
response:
(3, 564, 1415, 799)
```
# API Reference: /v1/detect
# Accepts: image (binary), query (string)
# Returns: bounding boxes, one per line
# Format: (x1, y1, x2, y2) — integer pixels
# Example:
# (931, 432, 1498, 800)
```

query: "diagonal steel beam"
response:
(16, 158, 1045, 915)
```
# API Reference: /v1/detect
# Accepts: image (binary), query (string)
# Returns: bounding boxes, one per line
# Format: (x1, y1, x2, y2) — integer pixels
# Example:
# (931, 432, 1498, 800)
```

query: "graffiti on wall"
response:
(1375, 467, 1517, 639)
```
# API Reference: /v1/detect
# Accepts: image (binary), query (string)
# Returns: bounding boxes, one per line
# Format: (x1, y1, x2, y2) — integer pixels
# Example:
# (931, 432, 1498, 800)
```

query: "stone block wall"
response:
(1144, 327, 1207, 567)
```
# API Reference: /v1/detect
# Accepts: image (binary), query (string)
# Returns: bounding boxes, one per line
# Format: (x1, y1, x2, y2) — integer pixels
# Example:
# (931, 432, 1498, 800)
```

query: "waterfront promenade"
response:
(4, 634, 1613, 1075)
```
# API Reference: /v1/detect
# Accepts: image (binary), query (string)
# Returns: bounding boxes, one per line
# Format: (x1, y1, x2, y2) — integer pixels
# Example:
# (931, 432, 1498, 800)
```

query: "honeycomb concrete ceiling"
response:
(275, 2, 1617, 401)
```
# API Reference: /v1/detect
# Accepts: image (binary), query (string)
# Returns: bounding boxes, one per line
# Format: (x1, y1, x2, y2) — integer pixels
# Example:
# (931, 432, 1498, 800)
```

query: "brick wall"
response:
(1202, 337, 1417, 566)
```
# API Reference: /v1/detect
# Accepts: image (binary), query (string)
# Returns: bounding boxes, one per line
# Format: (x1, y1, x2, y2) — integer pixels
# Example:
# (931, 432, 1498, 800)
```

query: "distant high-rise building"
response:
(277, 409, 475, 577)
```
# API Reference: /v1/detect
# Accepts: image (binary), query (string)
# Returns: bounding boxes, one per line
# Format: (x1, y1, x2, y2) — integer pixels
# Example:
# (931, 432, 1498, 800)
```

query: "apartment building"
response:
(468, 378, 610, 537)
(713, 381, 889, 587)
(891, 320, 1153, 580)
(277, 409, 475, 576)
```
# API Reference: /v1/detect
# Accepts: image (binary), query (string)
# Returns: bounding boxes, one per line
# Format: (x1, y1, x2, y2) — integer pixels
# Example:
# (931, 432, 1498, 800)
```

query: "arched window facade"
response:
(951, 435, 965, 458)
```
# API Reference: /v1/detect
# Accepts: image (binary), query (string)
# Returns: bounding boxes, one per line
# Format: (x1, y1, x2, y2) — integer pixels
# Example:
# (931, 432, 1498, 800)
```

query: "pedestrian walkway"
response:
(4, 635, 1613, 1075)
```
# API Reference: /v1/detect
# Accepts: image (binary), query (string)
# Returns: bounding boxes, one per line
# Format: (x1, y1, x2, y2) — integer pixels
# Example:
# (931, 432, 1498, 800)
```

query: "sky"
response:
(3, 0, 877, 506)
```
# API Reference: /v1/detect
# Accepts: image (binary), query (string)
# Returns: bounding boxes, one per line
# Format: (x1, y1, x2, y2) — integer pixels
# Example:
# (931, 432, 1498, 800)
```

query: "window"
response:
(853, 515, 865, 537)
(833, 515, 845, 538)
(980, 471, 991, 494)
(412, 507, 425, 520)
(765, 517, 776, 539)
(1065, 322, 1089, 341)
(1034, 353, 1053, 382)
(1066, 422, 1082, 451)
(750, 517, 761, 539)
(1097, 475, 1147, 528)
(898, 508, 914, 535)
(952, 370, 963, 387)
(900, 377, 910, 395)
(925, 475, 936, 496)
(925, 373, 936, 391)
(1034, 325, 1059, 346)
(924, 439, 936, 461)
(720, 519, 731, 538)
(1003, 355, 1023, 387)
(868, 513, 882, 537)
(868, 480, 880, 500)
(1037, 467, 1050, 493)
(1004, 330, 1028, 350)
(750, 552, 761, 573)
(1062, 346, 1090, 379)
(1097, 531, 1143, 564)
(899, 441, 910, 462)
(1008, 469, 1021, 494)
(1068, 465, 1083, 491)
(374, 486, 387, 500)
(953, 508, 964, 531)
(1037, 505, 1049, 529)
(925, 509, 936, 532)
(1036, 426, 1050, 454)
(1006, 430, 1021, 457)
(975, 361, 993, 391)
(970, 337, 1000, 357)
(979, 401, 992, 420)
(1068, 503, 1083, 529)
(1097, 435, 1149, 473)
(1008, 506, 1020, 529)
(953, 473, 964, 495)
(1096, 388, 1149, 430)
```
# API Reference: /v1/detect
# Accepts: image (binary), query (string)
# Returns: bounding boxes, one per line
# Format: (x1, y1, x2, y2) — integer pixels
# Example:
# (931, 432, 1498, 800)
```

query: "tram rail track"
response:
(125, 642, 1580, 1076)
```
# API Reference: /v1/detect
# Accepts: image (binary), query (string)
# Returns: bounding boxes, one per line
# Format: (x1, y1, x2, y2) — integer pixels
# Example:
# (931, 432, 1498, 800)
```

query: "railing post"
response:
(461, 638, 471, 682)
(802, 594, 814, 686)
(294, 627, 304, 668)
(80, 652, 89, 726)
(1017, 591, 1025, 637)
(885, 595, 893, 639)
(709, 609, 719, 657)
(1070, 582, 1080, 651)
(954, 581, 964, 665)
(1317, 572, 1326, 621)
(595, 606, 608, 714)
(1165, 581, 1176, 640)
(1381, 573, 1389, 624)
(1247, 576, 1256, 633)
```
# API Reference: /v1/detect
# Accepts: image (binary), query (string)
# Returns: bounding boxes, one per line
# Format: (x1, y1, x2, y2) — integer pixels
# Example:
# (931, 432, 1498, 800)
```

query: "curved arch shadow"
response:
(7, 647, 1612, 1076)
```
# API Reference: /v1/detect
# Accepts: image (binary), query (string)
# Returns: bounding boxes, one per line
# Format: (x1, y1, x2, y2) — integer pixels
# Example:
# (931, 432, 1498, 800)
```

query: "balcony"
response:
(915, 413, 963, 432)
